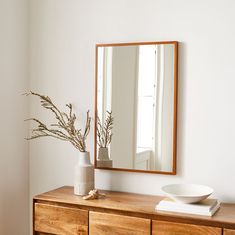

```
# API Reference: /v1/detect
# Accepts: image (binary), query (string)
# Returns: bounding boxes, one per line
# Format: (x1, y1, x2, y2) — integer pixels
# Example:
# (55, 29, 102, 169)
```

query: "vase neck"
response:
(78, 152, 91, 165)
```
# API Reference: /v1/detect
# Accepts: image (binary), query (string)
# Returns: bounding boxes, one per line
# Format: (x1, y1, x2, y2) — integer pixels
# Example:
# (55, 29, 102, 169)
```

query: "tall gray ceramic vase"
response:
(74, 151, 94, 195)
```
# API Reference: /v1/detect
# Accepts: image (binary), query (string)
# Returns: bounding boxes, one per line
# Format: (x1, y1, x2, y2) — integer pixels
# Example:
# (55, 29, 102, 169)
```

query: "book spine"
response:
(156, 206, 212, 216)
(156, 203, 220, 216)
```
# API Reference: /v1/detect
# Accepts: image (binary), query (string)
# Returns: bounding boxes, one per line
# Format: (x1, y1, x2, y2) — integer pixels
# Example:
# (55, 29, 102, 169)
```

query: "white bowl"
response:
(162, 184, 213, 204)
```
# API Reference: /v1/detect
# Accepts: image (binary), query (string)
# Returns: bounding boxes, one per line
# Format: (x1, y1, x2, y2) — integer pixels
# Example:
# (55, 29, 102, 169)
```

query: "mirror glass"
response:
(95, 41, 178, 174)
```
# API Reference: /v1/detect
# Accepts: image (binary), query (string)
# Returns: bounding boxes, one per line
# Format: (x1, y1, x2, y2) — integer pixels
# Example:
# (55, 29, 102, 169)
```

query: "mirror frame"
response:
(94, 41, 178, 175)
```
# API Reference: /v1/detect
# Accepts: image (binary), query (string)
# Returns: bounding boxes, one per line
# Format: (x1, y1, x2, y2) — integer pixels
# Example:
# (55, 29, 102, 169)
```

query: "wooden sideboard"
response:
(33, 186, 235, 235)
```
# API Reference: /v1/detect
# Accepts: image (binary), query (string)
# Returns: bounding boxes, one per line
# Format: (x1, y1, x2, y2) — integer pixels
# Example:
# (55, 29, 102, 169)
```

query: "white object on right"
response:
(161, 184, 214, 204)
(156, 198, 220, 216)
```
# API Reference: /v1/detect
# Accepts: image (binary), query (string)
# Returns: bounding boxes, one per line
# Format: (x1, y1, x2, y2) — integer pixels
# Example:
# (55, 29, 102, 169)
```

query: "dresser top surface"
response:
(34, 186, 235, 229)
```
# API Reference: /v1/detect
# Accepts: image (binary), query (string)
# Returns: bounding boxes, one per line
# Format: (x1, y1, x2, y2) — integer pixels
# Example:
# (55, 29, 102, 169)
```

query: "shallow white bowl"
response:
(162, 184, 213, 204)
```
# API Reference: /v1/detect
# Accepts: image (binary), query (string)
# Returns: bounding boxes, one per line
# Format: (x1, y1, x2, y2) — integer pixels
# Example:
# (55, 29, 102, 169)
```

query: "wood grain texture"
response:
(34, 203, 88, 235)
(172, 40, 178, 174)
(34, 186, 235, 229)
(224, 229, 235, 235)
(35, 233, 51, 235)
(96, 41, 178, 47)
(152, 220, 222, 235)
(33, 186, 235, 230)
(89, 211, 150, 235)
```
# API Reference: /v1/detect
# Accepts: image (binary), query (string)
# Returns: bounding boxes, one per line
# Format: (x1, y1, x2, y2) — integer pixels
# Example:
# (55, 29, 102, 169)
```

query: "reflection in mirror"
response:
(95, 42, 178, 174)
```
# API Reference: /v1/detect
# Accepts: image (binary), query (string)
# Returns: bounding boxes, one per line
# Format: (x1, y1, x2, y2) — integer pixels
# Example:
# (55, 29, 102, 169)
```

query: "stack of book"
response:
(156, 198, 220, 216)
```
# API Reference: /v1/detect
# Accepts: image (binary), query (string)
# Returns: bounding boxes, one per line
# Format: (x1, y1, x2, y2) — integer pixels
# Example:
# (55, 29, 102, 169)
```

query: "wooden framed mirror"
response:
(94, 41, 178, 174)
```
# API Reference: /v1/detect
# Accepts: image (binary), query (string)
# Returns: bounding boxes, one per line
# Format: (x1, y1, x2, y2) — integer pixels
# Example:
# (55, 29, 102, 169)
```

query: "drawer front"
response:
(89, 211, 151, 235)
(35, 233, 51, 235)
(224, 229, 235, 235)
(152, 220, 222, 235)
(34, 203, 88, 235)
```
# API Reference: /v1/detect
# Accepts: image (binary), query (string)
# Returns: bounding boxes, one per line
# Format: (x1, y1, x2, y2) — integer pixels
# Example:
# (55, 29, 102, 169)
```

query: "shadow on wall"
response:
(0, 184, 28, 234)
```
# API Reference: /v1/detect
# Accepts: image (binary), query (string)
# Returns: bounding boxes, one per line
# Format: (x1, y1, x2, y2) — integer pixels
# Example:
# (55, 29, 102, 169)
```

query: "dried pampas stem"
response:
(25, 91, 91, 152)
(97, 111, 114, 148)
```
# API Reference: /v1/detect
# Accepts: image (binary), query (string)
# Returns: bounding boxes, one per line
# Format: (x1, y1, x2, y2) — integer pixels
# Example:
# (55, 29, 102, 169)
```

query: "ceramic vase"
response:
(98, 147, 109, 160)
(97, 147, 113, 168)
(74, 151, 94, 195)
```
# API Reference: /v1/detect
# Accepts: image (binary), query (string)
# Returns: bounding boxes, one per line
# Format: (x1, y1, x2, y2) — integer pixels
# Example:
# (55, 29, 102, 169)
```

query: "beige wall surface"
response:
(29, 0, 235, 212)
(111, 46, 137, 169)
(0, 0, 29, 234)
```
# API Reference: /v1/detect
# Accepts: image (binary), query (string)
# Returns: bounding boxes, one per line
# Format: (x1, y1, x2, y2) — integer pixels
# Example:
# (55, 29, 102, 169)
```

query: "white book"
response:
(158, 198, 218, 212)
(156, 198, 220, 216)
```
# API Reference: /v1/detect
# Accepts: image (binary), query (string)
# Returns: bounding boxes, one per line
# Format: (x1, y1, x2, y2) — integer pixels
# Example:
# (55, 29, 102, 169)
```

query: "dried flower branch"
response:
(97, 111, 114, 148)
(25, 91, 91, 152)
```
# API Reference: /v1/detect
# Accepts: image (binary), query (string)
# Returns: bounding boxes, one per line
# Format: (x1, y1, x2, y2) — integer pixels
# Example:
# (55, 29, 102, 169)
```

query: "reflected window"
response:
(137, 45, 157, 149)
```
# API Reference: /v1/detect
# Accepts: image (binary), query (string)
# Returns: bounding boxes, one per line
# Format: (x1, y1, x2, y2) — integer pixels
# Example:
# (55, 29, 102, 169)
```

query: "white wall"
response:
(0, 0, 29, 234)
(30, 0, 235, 204)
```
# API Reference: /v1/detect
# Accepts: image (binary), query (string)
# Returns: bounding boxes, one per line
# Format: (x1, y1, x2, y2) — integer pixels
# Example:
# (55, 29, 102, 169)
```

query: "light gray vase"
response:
(74, 151, 94, 196)
(97, 147, 113, 168)
(98, 147, 109, 160)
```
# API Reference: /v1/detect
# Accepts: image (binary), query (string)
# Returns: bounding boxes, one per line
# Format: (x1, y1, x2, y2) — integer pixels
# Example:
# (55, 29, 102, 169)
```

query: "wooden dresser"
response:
(33, 186, 235, 235)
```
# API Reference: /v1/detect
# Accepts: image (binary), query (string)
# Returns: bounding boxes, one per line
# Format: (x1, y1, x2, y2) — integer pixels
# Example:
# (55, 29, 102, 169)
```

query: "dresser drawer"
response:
(34, 203, 88, 235)
(35, 233, 51, 235)
(89, 211, 150, 235)
(152, 220, 222, 235)
(224, 229, 235, 235)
